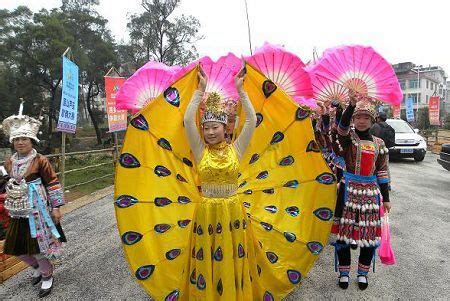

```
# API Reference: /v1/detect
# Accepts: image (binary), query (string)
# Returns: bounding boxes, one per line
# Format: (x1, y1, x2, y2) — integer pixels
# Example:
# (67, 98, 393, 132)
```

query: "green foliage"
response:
(0, 1, 202, 148)
(60, 2, 118, 145)
(63, 152, 114, 200)
(0, 6, 70, 122)
(399, 107, 432, 130)
(444, 113, 450, 130)
(416, 107, 430, 130)
(0, 3, 116, 146)
(124, 0, 202, 67)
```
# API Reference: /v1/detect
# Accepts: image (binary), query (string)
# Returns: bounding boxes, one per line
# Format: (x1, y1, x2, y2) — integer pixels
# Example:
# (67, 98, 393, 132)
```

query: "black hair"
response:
(10, 137, 38, 150)
(378, 112, 387, 122)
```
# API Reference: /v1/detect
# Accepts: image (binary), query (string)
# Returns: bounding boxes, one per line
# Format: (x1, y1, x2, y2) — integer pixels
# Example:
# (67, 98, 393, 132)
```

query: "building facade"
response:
(393, 62, 447, 111)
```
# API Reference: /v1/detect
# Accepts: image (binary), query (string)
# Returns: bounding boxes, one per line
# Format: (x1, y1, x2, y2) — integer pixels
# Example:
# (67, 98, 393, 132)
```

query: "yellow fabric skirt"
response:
(115, 65, 337, 300)
(186, 194, 255, 300)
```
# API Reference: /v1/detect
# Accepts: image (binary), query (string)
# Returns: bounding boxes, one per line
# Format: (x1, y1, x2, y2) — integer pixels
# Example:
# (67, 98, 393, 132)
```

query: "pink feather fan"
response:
(307, 45, 403, 106)
(174, 53, 242, 102)
(244, 42, 315, 108)
(115, 61, 181, 113)
(201, 53, 242, 102)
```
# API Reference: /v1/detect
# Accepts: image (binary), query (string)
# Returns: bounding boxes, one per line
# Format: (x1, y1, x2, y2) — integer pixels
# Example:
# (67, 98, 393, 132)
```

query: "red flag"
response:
(105, 76, 127, 132)
(392, 105, 401, 119)
(428, 96, 440, 126)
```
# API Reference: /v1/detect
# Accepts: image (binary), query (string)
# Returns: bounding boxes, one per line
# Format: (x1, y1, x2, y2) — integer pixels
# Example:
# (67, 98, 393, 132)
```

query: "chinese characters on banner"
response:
(392, 105, 401, 119)
(428, 96, 440, 126)
(405, 97, 415, 123)
(57, 57, 79, 133)
(105, 76, 127, 132)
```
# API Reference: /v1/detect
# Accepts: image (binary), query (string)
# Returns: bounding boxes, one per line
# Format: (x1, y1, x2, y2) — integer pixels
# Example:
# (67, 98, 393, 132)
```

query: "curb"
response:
(61, 185, 114, 215)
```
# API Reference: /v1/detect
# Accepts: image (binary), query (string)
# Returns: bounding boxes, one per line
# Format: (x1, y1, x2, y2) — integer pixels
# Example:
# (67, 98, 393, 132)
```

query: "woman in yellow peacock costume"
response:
(114, 61, 337, 300)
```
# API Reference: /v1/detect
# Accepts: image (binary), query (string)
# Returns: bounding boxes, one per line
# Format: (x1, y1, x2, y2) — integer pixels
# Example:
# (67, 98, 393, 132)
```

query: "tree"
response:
(0, 7, 76, 135)
(417, 107, 430, 130)
(0, 3, 117, 146)
(61, 1, 117, 144)
(444, 113, 450, 130)
(125, 0, 202, 67)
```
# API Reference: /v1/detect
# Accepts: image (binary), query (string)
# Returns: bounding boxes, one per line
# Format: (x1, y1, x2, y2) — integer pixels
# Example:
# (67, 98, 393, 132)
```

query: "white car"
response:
(385, 119, 427, 161)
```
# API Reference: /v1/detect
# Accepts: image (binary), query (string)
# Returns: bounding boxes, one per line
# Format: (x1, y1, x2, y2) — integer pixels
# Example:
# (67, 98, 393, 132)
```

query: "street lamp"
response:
(411, 65, 423, 125)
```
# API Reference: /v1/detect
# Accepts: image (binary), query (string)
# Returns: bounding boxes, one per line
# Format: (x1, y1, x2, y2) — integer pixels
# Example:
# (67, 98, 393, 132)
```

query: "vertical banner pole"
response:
(416, 69, 420, 127)
(104, 67, 127, 168)
(58, 46, 78, 190)
(61, 47, 70, 190)
(113, 132, 119, 166)
(61, 132, 66, 189)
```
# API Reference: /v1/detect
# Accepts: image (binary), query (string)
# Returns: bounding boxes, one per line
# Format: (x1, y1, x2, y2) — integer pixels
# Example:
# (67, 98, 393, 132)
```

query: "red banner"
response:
(392, 105, 401, 119)
(105, 76, 127, 132)
(428, 96, 440, 126)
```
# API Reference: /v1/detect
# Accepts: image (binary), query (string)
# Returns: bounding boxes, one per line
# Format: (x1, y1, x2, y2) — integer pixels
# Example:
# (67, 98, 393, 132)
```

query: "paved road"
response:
(3, 153, 450, 300)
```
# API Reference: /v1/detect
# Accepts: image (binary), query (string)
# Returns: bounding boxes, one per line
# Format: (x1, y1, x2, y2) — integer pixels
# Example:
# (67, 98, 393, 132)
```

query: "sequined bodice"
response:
(198, 142, 239, 197)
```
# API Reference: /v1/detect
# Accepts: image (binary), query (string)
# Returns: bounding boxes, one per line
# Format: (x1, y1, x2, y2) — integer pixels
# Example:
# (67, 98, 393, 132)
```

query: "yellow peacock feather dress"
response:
(115, 64, 336, 300)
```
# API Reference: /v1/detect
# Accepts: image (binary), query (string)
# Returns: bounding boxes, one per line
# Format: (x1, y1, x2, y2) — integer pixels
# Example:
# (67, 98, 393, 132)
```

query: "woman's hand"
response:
(348, 89, 373, 106)
(198, 65, 207, 92)
(235, 67, 246, 92)
(348, 89, 358, 106)
(51, 208, 62, 224)
(316, 101, 330, 115)
(383, 202, 391, 214)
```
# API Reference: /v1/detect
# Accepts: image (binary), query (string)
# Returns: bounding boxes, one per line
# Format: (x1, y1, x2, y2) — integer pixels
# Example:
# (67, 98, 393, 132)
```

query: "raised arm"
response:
(336, 90, 358, 148)
(184, 90, 205, 162)
(233, 69, 256, 159)
(183, 67, 208, 163)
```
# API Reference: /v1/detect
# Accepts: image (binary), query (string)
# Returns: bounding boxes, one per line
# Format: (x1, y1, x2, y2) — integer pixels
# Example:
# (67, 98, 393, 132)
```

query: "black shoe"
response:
(38, 277, 54, 298)
(32, 274, 42, 286)
(357, 274, 369, 290)
(338, 275, 349, 289)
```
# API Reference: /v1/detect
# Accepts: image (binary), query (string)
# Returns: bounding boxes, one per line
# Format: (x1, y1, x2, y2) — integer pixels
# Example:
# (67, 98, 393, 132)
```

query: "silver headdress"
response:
(2, 101, 42, 142)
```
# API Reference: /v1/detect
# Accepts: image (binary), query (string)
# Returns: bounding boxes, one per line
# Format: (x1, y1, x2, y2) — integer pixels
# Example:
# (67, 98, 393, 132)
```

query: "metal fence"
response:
(1, 146, 120, 190)
(422, 129, 450, 152)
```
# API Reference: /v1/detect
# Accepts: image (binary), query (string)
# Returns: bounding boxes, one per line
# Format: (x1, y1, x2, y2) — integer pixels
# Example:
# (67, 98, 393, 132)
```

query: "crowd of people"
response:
(113, 63, 394, 300)
(0, 64, 395, 299)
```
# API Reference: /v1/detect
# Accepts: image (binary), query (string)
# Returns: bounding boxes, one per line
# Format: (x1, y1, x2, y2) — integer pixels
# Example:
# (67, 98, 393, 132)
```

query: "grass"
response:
(62, 154, 115, 201)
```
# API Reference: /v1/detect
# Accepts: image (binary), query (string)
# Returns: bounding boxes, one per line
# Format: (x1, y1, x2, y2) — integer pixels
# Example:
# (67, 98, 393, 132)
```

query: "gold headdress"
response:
(353, 100, 377, 120)
(201, 92, 228, 125)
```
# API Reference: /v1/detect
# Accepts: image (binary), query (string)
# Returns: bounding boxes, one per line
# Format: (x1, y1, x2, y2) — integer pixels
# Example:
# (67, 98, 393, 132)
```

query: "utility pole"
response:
(312, 47, 319, 63)
(244, 0, 253, 55)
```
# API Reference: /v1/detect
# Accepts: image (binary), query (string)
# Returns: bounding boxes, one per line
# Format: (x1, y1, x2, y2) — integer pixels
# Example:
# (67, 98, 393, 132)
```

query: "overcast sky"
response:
(3, 0, 450, 75)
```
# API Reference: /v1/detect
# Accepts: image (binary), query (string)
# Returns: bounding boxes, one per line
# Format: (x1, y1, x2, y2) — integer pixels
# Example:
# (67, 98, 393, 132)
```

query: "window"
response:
(407, 93, 420, 103)
(409, 79, 419, 89)
(399, 79, 406, 90)
(386, 120, 414, 133)
(426, 95, 429, 103)
(426, 80, 429, 89)
(430, 82, 434, 90)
